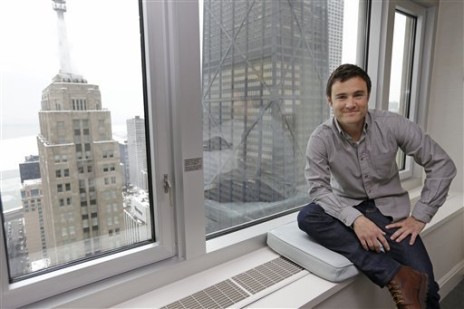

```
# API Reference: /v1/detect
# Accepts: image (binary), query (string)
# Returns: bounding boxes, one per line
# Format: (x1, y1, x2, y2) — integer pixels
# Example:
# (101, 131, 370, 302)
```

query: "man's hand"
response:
(352, 215, 390, 253)
(386, 216, 426, 245)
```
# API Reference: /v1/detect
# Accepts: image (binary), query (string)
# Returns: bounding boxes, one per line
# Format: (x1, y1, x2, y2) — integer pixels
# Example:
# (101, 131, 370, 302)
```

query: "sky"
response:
(0, 0, 145, 171)
(0, 0, 144, 138)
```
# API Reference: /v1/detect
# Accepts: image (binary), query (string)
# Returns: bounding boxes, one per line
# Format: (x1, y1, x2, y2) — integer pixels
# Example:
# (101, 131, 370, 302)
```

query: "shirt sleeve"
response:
(394, 116, 457, 223)
(305, 133, 363, 226)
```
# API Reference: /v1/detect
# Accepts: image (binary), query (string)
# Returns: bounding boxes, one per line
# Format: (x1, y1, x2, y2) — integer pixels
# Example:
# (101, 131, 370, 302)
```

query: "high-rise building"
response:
(20, 179, 47, 267)
(24, 0, 125, 267)
(126, 116, 147, 191)
(328, 0, 344, 72)
(123, 191, 151, 244)
(19, 155, 41, 184)
(202, 1, 334, 206)
(118, 141, 130, 188)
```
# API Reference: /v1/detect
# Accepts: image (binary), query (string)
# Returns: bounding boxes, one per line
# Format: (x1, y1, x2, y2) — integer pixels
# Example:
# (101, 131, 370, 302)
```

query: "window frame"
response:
(0, 1, 177, 307)
(367, 0, 431, 185)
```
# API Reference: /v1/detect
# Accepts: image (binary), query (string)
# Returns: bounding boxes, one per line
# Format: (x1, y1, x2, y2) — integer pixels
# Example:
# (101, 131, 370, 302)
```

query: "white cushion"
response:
(267, 222, 359, 282)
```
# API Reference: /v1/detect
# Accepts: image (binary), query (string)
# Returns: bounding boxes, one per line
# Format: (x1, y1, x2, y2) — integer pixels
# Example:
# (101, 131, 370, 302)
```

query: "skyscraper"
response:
(202, 0, 332, 204)
(328, 0, 344, 72)
(20, 179, 46, 267)
(126, 116, 147, 191)
(19, 155, 41, 184)
(25, 0, 125, 267)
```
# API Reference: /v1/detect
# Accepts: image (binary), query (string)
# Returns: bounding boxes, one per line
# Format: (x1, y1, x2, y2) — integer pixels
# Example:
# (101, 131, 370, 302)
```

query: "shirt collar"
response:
(332, 110, 370, 141)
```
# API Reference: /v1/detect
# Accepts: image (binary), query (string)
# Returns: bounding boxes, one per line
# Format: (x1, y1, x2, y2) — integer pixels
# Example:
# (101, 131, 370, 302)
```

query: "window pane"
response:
(388, 11, 416, 116)
(201, 0, 363, 236)
(388, 11, 417, 170)
(1, 0, 153, 281)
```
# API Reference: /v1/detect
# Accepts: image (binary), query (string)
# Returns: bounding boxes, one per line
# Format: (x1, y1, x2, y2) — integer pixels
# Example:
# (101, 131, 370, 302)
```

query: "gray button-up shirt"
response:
(305, 109, 456, 226)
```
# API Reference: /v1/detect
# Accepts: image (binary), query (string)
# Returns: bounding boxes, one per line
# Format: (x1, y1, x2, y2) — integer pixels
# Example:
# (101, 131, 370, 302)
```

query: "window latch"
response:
(163, 174, 171, 194)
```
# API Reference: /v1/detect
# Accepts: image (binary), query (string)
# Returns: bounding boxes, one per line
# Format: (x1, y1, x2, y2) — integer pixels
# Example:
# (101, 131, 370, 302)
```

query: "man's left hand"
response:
(385, 216, 426, 245)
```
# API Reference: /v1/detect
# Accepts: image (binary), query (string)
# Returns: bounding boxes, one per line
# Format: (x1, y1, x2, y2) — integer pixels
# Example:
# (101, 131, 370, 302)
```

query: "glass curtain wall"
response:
(201, 0, 362, 236)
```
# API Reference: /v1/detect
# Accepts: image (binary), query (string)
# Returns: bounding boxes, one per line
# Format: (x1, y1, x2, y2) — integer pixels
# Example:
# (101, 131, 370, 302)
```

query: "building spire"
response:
(51, 0, 86, 83)
(52, 0, 73, 74)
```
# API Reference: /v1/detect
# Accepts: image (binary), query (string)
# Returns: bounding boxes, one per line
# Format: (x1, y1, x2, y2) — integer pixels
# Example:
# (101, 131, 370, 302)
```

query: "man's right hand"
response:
(352, 215, 390, 253)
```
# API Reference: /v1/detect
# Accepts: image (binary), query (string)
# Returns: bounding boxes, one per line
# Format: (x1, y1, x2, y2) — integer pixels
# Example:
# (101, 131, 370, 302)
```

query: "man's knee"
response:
(297, 202, 328, 233)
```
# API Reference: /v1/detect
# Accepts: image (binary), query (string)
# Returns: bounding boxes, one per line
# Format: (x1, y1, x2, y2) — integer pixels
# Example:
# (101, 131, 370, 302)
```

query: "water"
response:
(0, 133, 37, 212)
(1, 169, 22, 212)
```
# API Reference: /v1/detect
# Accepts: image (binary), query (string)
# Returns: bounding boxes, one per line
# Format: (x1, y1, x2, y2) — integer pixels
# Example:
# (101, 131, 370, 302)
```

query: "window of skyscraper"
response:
(0, 0, 167, 284)
(201, 0, 364, 237)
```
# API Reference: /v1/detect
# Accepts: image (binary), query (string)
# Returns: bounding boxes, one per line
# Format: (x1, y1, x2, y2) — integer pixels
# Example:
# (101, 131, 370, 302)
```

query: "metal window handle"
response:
(163, 174, 171, 194)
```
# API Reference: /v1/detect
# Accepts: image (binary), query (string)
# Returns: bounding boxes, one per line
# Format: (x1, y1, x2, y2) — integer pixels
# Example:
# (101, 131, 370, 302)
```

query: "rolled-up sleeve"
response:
(395, 117, 457, 223)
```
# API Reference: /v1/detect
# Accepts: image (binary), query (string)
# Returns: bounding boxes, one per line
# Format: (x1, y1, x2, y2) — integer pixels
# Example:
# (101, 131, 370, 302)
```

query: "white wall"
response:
(427, 0, 464, 192)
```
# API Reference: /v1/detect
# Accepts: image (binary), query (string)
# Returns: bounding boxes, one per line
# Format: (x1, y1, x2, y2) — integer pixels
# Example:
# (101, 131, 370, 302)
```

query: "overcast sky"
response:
(0, 0, 144, 138)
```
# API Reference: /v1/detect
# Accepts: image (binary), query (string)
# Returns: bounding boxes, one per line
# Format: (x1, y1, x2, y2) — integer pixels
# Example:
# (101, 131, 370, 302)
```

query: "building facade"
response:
(126, 116, 148, 191)
(36, 73, 125, 265)
(20, 179, 47, 269)
(202, 0, 343, 233)
(19, 155, 41, 184)
(202, 1, 332, 201)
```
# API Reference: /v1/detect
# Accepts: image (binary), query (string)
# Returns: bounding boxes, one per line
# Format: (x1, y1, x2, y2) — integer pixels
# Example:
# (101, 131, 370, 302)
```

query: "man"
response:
(297, 64, 456, 309)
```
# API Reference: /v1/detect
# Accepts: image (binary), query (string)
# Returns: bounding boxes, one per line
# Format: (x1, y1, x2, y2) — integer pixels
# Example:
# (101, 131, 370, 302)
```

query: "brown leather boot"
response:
(386, 266, 428, 309)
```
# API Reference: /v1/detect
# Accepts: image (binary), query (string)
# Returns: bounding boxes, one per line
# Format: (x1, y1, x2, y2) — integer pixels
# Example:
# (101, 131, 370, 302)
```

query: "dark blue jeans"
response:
(297, 201, 440, 309)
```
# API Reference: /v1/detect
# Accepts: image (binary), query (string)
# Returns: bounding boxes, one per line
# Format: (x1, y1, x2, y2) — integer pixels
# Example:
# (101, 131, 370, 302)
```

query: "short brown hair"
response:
(326, 64, 371, 97)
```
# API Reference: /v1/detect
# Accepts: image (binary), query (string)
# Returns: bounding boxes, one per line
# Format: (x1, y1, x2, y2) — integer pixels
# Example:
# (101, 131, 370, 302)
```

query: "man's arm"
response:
(394, 115, 457, 223)
(384, 115, 456, 245)
(305, 133, 362, 226)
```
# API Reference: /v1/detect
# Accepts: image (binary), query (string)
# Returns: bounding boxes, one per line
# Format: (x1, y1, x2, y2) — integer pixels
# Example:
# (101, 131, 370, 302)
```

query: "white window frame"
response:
(0, 1, 178, 307)
(367, 0, 435, 186)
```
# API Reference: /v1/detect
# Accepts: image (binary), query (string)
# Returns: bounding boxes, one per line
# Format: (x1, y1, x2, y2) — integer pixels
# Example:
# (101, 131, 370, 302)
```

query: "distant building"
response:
(328, 0, 344, 72)
(126, 116, 147, 190)
(19, 155, 41, 183)
(20, 179, 47, 264)
(22, 0, 126, 268)
(123, 191, 151, 244)
(118, 141, 129, 188)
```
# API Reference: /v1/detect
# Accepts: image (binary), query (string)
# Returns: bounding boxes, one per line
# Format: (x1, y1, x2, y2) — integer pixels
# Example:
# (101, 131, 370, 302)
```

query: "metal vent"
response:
(163, 279, 248, 309)
(161, 257, 304, 309)
(232, 256, 303, 294)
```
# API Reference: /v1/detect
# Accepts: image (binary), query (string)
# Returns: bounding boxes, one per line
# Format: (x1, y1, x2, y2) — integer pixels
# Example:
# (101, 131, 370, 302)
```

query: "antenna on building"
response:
(52, 0, 80, 81)
(51, 0, 86, 83)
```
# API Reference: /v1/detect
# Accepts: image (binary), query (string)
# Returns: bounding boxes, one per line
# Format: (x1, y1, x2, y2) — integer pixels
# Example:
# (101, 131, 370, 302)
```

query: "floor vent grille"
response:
(161, 257, 304, 309)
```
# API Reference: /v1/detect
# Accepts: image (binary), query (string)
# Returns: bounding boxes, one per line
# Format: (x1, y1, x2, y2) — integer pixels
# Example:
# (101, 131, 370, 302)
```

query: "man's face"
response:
(328, 76, 369, 131)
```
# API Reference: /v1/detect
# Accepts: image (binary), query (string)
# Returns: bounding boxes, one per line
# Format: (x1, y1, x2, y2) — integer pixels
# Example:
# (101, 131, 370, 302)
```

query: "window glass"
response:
(0, 0, 152, 281)
(388, 11, 416, 117)
(388, 11, 417, 170)
(201, 0, 363, 236)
